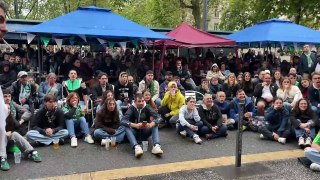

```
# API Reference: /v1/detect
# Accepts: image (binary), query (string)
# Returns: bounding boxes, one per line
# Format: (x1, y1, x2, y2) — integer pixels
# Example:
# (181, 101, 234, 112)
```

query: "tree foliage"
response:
(220, 0, 320, 31)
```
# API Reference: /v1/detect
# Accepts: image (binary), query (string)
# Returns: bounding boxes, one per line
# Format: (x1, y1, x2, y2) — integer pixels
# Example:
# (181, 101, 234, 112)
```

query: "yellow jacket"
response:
(161, 90, 185, 116)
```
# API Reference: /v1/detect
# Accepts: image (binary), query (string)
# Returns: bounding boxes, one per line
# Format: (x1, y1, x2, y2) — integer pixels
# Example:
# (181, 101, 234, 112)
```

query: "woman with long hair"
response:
(272, 70, 282, 87)
(142, 89, 158, 111)
(94, 98, 125, 145)
(240, 72, 255, 97)
(298, 78, 310, 98)
(276, 77, 303, 111)
(62, 92, 94, 147)
(222, 73, 240, 101)
(290, 98, 319, 148)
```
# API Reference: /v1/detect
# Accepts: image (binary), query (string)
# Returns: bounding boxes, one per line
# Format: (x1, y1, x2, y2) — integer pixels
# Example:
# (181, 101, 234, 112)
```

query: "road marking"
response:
(38, 149, 304, 180)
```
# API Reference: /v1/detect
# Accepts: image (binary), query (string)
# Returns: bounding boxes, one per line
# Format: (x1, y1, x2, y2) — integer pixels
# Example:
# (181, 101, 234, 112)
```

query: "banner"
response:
(55, 38, 63, 49)
(108, 41, 115, 49)
(280, 42, 284, 49)
(293, 43, 298, 51)
(78, 35, 87, 42)
(27, 33, 36, 44)
(119, 42, 126, 49)
(131, 39, 139, 48)
(97, 38, 107, 45)
(41, 37, 50, 47)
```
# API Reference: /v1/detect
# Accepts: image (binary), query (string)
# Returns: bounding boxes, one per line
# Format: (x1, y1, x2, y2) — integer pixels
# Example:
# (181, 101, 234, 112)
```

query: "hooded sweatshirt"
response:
(161, 89, 185, 116)
(114, 72, 134, 102)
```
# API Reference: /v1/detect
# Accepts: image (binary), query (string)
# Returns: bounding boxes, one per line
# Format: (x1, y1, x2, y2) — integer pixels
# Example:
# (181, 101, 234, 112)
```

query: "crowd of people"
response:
(0, 1, 320, 173)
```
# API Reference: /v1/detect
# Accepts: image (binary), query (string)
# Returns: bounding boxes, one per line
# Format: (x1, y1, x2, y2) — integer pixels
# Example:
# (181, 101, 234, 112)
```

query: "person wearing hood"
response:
(114, 72, 134, 109)
(138, 70, 160, 106)
(206, 63, 225, 82)
(229, 89, 255, 130)
(159, 71, 185, 99)
(159, 81, 185, 127)
(121, 93, 163, 158)
(0, 61, 16, 89)
(198, 94, 227, 139)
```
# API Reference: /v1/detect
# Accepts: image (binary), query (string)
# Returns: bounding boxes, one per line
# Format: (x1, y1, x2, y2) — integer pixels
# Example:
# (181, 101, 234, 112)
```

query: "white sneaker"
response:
(193, 135, 202, 144)
(179, 130, 187, 137)
(305, 137, 312, 147)
(298, 137, 305, 147)
(310, 163, 320, 171)
(134, 145, 143, 158)
(151, 144, 164, 155)
(101, 139, 106, 146)
(84, 135, 94, 144)
(278, 137, 286, 144)
(259, 134, 266, 139)
(71, 137, 78, 147)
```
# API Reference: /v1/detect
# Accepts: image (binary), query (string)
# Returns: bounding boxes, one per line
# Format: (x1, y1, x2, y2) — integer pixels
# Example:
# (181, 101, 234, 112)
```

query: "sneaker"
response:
(278, 137, 286, 144)
(259, 134, 266, 139)
(205, 133, 213, 140)
(179, 130, 187, 137)
(84, 135, 94, 144)
(71, 137, 78, 147)
(298, 137, 305, 147)
(0, 158, 10, 171)
(193, 135, 202, 144)
(30, 151, 42, 163)
(310, 163, 320, 171)
(101, 139, 107, 146)
(134, 145, 143, 158)
(151, 144, 163, 155)
(305, 137, 312, 147)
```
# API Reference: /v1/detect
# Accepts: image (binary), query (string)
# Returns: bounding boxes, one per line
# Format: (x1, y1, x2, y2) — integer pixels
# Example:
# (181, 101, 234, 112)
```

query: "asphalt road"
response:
(0, 129, 311, 179)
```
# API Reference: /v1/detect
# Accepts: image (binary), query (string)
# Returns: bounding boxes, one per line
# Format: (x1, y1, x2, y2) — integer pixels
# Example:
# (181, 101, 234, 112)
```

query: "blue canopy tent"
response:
(226, 18, 320, 48)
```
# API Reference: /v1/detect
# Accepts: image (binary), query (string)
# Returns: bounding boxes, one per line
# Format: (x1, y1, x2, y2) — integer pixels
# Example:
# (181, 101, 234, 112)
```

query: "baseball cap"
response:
(18, 71, 28, 78)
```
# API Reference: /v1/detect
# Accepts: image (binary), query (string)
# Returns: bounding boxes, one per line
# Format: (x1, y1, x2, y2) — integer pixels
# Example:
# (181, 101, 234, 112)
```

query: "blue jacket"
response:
(229, 97, 255, 120)
(265, 107, 290, 132)
(213, 100, 230, 116)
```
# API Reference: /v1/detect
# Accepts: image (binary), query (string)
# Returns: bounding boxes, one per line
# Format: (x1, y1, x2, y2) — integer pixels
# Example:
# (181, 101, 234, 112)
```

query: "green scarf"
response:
(150, 80, 156, 97)
(66, 79, 81, 91)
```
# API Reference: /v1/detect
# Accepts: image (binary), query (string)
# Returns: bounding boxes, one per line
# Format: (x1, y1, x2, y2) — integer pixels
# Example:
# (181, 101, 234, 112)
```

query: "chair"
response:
(185, 90, 204, 107)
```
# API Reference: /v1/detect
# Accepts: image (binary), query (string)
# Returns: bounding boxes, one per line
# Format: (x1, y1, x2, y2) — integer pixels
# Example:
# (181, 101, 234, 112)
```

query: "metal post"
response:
(235, 102, 245, 167)
(202, 0, 208, 31)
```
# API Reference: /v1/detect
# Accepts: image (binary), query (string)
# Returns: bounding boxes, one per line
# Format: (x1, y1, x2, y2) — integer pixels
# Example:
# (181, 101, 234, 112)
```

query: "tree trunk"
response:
(14, 0, 19, 19)
(191, 0, 202, 29)
(294, 6, 302, 24)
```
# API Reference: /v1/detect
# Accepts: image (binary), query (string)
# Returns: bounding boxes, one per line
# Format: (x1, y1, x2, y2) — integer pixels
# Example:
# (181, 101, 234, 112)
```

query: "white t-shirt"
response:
(261, 85, 273, 99)
(315, 63, 320, 73)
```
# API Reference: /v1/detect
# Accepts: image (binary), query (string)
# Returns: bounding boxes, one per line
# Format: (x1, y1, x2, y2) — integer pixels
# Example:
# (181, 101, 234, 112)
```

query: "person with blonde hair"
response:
(222, 73, 240, 101)
(62, 92, 94, 147)
(39, 73, 62, 106)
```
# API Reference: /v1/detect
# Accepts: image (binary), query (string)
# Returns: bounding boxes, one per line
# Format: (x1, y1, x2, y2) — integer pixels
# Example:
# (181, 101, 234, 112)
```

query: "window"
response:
(214, 23, 219, 30)
(214, 10, 220, 18)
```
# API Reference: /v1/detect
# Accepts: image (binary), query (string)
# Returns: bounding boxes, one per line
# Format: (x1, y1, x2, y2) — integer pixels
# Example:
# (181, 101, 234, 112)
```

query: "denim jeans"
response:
(0, 122, 6, 158)
(294, 119, 316, 138)
(26, 129, 69, 145)
(7, 132, 34, 153)
(169, 115, 179, 127)
(199, 124, 228, 138)
(176, 121, 203, 137)
(94, 127, 126, 143)
(305, 148, 320, 164)
(66, 117, 90, 138)
(125, 126, 160, 148)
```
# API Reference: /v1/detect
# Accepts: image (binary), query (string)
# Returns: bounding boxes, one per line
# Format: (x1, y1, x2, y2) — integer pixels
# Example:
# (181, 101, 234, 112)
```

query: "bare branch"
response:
(179, 0, 193, 9)
(24, 0, 37, 19)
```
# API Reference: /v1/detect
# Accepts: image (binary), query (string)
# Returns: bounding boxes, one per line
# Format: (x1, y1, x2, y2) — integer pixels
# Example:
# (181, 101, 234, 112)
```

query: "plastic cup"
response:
(222, 114, 227, 121)
(111, 137, 117, 147)
(53, 139, 59, 150)
(14, 152, 21, 164)
(142, 141, 148, 152)
(105, 138, 111, 150)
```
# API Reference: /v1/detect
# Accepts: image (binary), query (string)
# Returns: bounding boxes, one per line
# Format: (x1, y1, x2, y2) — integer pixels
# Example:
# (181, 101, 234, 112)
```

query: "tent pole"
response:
(160, 44, 167, 70)
(152, 40, 155, 72)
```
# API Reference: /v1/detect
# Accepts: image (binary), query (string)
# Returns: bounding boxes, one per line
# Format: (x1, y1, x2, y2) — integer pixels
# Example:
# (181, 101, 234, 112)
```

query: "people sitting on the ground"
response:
(253, 73, 278, 116)
(38, 73, 62, 107)
(308, 72, 320, 116)
(206, 63, 225, 82)
(172, 58, 196, 90)
(195, 78, 212, 104)
(272, 70, 282, 87)
(4, 104, 42, 164)
(241, 72, 255, 97)
(298, 77, 310, 99)
(229, 89, 255, 131)
(91, 72, 114, 106)
(220, 63, 230, 78)
(276, 77, 303, 112)
(289, 67, 302, 83)
(94, 98, 125, 145)
(62, 92, 94, 147)
(121, 93, 163, 158)
(0, 61, 16, 89)
(128, 75, 138, 94)
(62, 69, 89, 113)
(209, 76, 222, 98)
(114, 72, 134, 110)
(138, 70, 160, 106)
(26, 94, 68, 146)
(159, 71, 185, 99)
(213, 91, 233, 127)
(198, 94, 227, 140)
(222, 73, 240, 101)
(258, 98, 290, 144)
(289, 73, 300, 86)
(304, 131, 320, 171)
(142, 89, 158, 111)
(159, 81, 185, 127)
(11, 71, 37, 109)
(3, 89, 31, 136)
(291, 98, 319, 149)
(176, 97, 203, 144)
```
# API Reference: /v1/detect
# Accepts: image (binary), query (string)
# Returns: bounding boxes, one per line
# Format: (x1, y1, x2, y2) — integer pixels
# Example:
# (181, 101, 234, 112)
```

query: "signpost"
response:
(236, 103, 245, 167)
